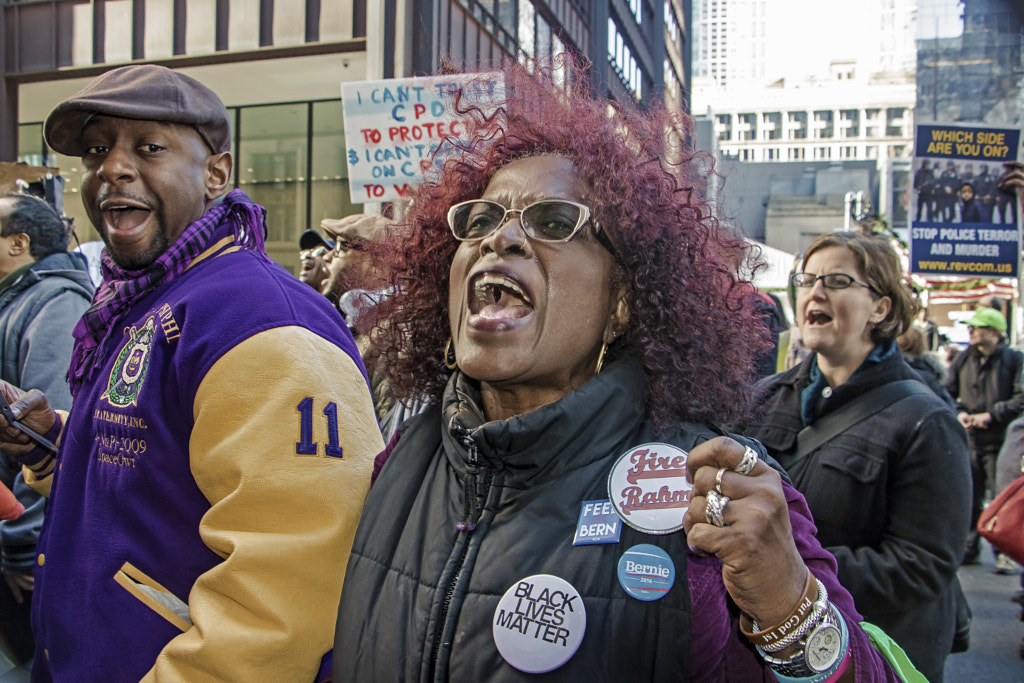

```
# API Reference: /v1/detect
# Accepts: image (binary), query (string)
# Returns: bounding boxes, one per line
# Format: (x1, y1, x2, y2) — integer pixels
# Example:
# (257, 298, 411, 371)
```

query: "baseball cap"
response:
(965, 307, 1006, 332)
(299, 229, 335, 251)
(44, 64, 232, 157)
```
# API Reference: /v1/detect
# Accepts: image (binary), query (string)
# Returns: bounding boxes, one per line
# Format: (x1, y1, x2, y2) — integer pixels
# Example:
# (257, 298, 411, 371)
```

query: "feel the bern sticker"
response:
(493, 574, 586, 673)
(608, 442, 693, 534)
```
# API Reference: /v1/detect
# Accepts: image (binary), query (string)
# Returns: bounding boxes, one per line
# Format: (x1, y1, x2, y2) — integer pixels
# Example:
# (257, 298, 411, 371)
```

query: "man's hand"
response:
(998, 161, 1024, 195)
(0, 381, 56, 459)
(972, 412, 994, 429)
(1, 566, 33, 604)
(958, 411, 993, 429)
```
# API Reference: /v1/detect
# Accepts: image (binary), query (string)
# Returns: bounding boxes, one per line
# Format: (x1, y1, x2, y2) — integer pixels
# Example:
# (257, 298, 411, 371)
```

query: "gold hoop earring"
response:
(594, 341, 608, 376)
(444, 338, 458, 371)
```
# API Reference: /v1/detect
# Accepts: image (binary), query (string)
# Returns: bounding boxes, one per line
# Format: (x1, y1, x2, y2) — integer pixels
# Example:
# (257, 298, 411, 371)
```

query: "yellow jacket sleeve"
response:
(141, 325, 382, 682)
(20, 409, 68, 498)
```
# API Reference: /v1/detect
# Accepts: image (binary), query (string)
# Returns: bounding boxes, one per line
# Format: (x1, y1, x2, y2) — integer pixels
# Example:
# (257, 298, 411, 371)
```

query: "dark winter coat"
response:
(743, 349, 971, 683)
(0, 251, 93, 572)
(334, 359, 900, 682)
(945, 341, 1024, 448)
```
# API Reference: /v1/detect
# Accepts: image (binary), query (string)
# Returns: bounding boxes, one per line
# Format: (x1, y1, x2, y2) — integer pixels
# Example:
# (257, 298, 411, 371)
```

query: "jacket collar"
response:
(439, 357, 647, 485)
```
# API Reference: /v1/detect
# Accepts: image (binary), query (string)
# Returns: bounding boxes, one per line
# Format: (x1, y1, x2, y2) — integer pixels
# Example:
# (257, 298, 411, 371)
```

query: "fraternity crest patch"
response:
(102, 317, 156, 407)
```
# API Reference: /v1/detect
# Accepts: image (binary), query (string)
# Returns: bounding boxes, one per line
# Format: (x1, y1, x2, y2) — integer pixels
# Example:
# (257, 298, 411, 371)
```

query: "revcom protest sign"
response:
(910, 123, 1021, 277)
(342, 75, 502, 204)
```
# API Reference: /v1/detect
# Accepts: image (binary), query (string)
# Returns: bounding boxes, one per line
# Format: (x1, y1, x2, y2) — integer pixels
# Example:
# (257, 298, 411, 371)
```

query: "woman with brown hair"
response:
(744, 231, 970, 681)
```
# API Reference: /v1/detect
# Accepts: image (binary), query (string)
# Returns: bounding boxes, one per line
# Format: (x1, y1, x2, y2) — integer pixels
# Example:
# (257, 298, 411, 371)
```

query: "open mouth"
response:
(806, 311, 833, 326)
(100, 201, 151, 233)
(470, 273, 533, 321)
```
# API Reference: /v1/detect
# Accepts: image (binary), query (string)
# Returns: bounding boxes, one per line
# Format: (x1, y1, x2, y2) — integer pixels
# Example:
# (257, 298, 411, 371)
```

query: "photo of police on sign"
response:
(910, 122, 1022, 278)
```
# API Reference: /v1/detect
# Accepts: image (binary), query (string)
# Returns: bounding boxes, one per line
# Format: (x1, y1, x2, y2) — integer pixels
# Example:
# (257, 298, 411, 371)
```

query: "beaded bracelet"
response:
(739, 570, 818, 651)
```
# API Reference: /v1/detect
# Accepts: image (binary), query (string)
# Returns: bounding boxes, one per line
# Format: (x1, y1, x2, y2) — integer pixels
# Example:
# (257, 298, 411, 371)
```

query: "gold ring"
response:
(715, 467, 727, 495)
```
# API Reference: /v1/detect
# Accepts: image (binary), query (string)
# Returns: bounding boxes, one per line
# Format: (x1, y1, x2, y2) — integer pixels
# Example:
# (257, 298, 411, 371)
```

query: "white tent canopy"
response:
(746, 240, 796, 291)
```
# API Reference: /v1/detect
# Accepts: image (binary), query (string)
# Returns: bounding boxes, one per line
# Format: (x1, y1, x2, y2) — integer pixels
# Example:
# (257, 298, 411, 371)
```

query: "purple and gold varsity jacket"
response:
(26, 232, 382, 682)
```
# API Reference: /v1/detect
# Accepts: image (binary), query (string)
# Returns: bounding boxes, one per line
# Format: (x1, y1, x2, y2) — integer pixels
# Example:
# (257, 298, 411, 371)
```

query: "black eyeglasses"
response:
(791, 272, 877, 294)
(447, 199, 593, 243)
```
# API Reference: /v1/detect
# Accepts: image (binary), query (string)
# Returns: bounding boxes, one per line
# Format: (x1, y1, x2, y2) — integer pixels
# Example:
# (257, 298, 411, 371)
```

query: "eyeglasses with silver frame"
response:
(447, 199, 593, 243)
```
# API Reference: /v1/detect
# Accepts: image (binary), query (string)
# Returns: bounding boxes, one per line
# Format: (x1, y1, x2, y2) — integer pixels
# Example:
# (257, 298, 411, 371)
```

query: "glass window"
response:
(496, 0, 516, 37)
(145, 0, 175, 58)
(310, 100, 357, 241)
(237, 103, 309, 270)
(17, 124, 46, 168)
(105, 0, 134, 63)
(537, 13, 551, 61)
(518, 1, 536, 60)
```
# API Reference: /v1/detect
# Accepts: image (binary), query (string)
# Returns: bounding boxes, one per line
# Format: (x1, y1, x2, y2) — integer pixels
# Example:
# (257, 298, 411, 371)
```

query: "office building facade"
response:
(2, 0, 690, 271)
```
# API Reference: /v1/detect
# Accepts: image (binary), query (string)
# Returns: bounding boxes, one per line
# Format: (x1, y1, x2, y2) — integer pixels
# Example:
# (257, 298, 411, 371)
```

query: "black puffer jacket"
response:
(743, 349, 970, 683)
(333, 360, 897, 682)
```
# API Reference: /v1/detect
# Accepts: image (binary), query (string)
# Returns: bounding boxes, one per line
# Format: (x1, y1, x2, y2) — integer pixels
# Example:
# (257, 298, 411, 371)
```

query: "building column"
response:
(0, 5, 16, 163)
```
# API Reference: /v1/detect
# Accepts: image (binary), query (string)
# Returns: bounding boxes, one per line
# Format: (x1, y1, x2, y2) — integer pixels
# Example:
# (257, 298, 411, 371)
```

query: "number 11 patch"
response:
(572, 499, 623, 545)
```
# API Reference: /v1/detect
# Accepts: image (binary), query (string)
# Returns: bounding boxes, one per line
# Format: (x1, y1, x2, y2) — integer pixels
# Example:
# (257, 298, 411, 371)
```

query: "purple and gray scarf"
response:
(68, 188, 266, 398)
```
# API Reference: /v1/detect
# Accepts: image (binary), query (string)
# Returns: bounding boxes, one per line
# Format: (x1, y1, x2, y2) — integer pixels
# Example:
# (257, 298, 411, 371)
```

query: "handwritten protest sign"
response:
(910, 123, 1021, 277)
(341, 75, 502, 204)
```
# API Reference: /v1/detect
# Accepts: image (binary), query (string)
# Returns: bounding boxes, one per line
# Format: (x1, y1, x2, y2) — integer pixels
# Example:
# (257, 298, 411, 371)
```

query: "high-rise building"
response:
(692, 0, 917, 166)
(1, 0, 691, 272)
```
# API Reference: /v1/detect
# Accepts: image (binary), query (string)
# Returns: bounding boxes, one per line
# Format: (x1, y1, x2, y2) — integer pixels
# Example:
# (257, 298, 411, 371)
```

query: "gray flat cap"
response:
(45, 64, 231, 156)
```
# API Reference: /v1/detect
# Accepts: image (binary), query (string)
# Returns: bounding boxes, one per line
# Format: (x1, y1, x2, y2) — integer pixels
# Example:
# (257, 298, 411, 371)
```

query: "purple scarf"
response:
(68, 189, 266, 397)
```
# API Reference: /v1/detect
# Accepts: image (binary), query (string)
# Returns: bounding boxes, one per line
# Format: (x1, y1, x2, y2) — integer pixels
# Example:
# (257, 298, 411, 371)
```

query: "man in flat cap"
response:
(0, 64, 381, 681)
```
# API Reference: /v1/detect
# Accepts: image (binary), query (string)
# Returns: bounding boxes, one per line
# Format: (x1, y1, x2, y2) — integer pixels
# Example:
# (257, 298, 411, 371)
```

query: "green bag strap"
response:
(859, 621, 928, 683)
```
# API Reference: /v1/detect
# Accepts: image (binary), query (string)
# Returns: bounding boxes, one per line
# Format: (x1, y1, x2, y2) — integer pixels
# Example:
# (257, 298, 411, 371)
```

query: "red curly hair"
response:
(369, 63, 770, 429)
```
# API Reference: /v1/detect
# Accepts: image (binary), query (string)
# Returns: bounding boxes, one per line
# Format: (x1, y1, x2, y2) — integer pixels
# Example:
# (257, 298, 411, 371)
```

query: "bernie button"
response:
(573, 499, 623, 545)
(608, 442, 692, 534)
(617, 544, 675, 601)
(493, 574, 587, 673)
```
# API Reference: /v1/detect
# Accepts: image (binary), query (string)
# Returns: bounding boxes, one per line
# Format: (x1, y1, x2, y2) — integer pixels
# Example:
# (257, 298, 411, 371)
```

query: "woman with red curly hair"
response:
(332, 66, 904, 682)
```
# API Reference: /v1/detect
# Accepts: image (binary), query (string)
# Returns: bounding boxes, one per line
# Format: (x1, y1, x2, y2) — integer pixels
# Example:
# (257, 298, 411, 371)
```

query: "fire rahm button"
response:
(608, 442, 692, 534)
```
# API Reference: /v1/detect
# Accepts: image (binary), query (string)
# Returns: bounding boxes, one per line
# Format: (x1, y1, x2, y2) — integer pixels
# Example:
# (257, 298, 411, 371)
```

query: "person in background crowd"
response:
(743, 231, 970, 682)
(320, 213, 396, 423)
(0, 193, 94, 667)
(914, 307, 942, 352)
(945, 306, 1024, 567)
(993, 160, 1024, 658)
(320, 214, 380, 318)
(72, 239, 105, 287)
(298, 228, 333, 292)
(0, 64, 381, 681)
(332, 64, 906, 682)
(752, 288, 788, 379)
(898, 325, 955, 408)
(994, 159, 1021, 224)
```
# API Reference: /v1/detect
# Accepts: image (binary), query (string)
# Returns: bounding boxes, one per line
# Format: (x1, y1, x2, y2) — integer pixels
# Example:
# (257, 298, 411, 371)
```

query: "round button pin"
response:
(608, 442, 692, 534)
(492, 574, 587, 673)
(617, 544, 675, 601)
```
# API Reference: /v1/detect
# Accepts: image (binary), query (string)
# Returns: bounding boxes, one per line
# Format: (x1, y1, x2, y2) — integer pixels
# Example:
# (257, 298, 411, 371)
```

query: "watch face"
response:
(806, 623, 843, 672)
